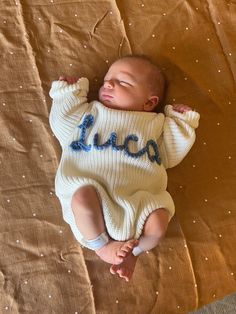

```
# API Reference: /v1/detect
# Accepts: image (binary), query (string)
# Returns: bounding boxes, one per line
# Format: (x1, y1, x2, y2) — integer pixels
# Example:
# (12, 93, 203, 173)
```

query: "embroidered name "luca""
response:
(70, 114, 161, 164)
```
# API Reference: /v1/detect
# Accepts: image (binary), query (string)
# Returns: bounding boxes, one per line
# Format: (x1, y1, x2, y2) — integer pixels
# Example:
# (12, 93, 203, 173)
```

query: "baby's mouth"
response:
(101, 94, 113, 100)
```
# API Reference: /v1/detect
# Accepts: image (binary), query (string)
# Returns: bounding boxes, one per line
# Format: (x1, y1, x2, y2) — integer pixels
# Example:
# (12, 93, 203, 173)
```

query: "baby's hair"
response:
(118, 54, 166, 106)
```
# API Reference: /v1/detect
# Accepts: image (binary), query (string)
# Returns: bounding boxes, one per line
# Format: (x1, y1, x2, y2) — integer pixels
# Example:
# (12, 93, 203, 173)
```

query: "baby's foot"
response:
(95, 239, 138, 265)
(110, 253, 138, 282)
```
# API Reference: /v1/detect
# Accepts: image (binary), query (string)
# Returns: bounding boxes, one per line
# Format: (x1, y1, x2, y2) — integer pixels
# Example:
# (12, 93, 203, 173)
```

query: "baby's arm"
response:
(49, 76, 90, 147)
(157, 104, 200, 168)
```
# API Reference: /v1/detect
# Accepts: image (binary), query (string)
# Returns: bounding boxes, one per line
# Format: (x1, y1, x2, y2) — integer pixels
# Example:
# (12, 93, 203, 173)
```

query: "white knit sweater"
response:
(49, 78, 200, 246)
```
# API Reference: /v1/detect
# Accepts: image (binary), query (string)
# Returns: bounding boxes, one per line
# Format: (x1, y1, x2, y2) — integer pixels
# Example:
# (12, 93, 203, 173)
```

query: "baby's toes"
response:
(118, 268, 130, 282)
(117, 250, 127, 258)
(110, 264, 120, 275)
(124, 240, 138, 251)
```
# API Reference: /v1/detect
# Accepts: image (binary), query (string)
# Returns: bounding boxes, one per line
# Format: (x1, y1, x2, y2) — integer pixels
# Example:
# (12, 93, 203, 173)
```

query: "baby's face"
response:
(99, 58, 158, 111)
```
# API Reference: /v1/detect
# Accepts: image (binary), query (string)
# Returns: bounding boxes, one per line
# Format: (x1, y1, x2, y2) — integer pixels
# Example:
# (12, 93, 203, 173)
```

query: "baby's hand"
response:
(59, 76, 79, 85)
(172, 104, 192, 113)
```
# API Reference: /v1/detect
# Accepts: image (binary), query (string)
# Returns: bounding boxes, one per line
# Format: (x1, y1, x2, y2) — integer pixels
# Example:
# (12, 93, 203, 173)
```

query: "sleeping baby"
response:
(49, 55, 200, 281)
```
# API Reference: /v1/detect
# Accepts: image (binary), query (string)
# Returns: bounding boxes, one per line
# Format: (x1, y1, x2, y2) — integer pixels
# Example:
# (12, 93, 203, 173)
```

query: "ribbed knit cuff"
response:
(164, 105, 200, 129)
(49, 77, 89, 99)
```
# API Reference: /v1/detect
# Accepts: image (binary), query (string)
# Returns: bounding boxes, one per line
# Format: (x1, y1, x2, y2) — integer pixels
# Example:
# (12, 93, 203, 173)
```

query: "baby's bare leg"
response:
(71, 186, 138, 265)
(110, 208, 170, 281)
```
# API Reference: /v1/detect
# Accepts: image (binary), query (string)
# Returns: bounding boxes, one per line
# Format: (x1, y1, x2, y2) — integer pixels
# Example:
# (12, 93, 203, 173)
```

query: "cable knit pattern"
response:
(49, 80, 200, 247)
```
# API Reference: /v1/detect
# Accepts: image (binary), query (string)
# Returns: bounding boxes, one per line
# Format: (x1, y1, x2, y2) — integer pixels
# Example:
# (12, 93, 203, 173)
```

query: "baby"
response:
(49, 55, 200, 282)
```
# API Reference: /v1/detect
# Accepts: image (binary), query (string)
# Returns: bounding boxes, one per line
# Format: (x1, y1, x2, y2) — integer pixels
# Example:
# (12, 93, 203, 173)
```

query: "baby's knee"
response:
(143, 208, 170, 239)
(71, 185, 97, 208)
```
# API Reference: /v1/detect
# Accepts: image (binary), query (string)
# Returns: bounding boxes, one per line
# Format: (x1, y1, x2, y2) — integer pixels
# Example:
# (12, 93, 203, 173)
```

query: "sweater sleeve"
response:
(157, 105, 200, 169)
(49, 78, 90, 148)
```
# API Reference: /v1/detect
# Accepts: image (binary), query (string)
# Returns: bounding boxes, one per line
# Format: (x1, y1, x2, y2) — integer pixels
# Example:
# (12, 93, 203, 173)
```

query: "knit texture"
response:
(49, 79, 200, 246)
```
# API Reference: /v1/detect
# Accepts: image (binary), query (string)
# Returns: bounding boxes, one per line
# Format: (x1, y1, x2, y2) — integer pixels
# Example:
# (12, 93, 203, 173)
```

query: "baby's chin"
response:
(100, 99, 120, 110)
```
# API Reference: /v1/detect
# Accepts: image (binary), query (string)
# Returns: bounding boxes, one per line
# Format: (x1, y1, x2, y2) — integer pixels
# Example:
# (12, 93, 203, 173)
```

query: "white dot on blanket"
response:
(22, 175, 26, 178)
(7, 199, 10, 203)
(208, 89, 211, 92)
(33, 213, 36, 217)
(169, 266, 172, 270)
(16, 239, 20, 243)
(195, 59, 199, 63)
(163, 13, 166, 16)
(152, 34, 156, 38)
(218, 69, 221, 73)
(75, 14, 78, 17)
(231, 272, 234, 276)
(214, 176, 218, 180)
(83, 45, 87, 49)
(116, 300, 119, 304)
(19, 85, 23, 88)
(204, 199, 208, 202)
(205, 257, 208, 261)
(229, 52, 232, 56)
(172, 46, 176, 50)
(218, 234, 222, 238)
(193, 220, 196, 223)
(155, 291, 159, 295)
(38, 17, 41, 21)
(207, 38, 210, 41)
(4, 306, 9, 310)
(3, 102, 6, 106)
(48, 295, 52, 298)
(217, 21, 221, 25)
(10, 51, 13, 55)
(141, 3, 145, 7)
(3, 20, 7, 24)
(228, 210, 231, 214)
(185, 27, 189, 30)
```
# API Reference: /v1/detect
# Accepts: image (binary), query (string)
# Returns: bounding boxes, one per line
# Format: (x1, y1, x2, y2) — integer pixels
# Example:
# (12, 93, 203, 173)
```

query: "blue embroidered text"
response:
(70, 114, 161, 164)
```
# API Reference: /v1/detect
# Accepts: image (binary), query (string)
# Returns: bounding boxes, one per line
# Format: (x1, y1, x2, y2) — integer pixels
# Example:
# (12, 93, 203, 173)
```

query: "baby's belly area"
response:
(58, 149, 168, 198)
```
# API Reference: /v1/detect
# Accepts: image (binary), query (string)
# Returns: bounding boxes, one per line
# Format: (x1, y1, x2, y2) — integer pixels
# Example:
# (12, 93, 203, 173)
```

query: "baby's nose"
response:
(104, 80, 114, 89)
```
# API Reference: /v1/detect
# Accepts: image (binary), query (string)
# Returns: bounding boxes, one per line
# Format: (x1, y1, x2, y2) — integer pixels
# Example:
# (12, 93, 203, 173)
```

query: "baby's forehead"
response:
(108, 58, 156, 79)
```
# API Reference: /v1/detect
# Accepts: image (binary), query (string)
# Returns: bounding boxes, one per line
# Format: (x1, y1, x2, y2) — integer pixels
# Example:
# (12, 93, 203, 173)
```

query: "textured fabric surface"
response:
(0, 1, 235, 313)
(189, 292, 236, 314)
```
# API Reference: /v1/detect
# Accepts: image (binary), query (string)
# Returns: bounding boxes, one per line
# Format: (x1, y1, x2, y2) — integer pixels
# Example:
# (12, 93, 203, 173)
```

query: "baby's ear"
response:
(144, 96, 159, 111)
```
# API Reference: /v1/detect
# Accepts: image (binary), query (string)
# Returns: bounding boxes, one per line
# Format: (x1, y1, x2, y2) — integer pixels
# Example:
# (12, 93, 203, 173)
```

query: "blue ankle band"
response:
(84, 232, 109, 250)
